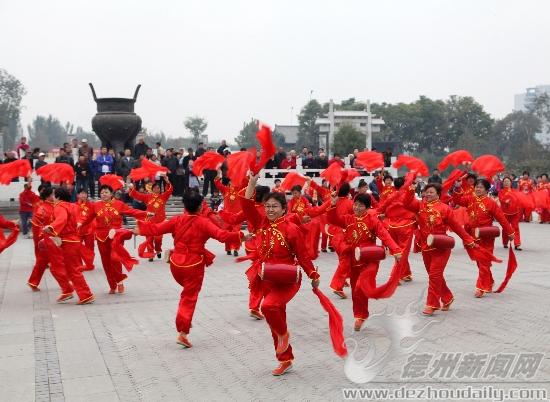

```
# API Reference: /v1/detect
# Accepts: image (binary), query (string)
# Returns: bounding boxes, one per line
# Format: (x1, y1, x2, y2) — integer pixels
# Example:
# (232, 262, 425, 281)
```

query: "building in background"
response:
(273, 125, 299, 150)
(514, 85, 550, 145)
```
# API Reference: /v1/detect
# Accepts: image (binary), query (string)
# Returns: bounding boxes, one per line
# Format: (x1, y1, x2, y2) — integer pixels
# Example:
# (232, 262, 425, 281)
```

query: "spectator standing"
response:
(70, 138, 80, 162)
(195, 142, 206, 158)
(428, 169, 443, 184)
(55, 148, 74, 165)
(74, 155, 92, 194)
(78, 139, 94, 159)
(217, 140, 228, 155)
(133, 137, 149, 158)
(328, 153, 345, 168)
(117, 149, 134, 180)
(279, 150, 297, 169)
(162, 148, 179, 191)
(274, 147, 286, 168)
(182, 148, 196, 191)
(35, 152, 48, 170)
(16, 137, 30, 159)
(316, 152, 328, 170)
(302, 151, 318, 177)
(19, 182, 39, 238)
(95, 146, 114, 190)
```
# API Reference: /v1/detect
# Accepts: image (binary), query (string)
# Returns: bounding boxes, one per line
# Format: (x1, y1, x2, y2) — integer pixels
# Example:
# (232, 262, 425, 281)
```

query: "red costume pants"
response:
(540, 209, 550, 223)
(57, 242, 93, 301)
(97, 238, 128, 290)
(81, 233, 95, 269)
(522, 208, 532, 222)
(145, 235, 163, 254)
(350, 262, 379, 320)
(474, 238, 495, 293)
(170, 263, 205, 334)
(330, 254, 350, 292)
(261, 280, 300, 362)
(44, 240, 75, 296)
(503, 213, 521, 247)
(421, 249, 453, 309)
(28, 226, 48, 287)
(224, 224, 241, 252)
(388, 224, 414, 279)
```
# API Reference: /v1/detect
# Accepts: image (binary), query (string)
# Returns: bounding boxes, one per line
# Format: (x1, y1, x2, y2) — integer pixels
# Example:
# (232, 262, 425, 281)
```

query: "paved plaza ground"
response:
(0, 222, 549, 401)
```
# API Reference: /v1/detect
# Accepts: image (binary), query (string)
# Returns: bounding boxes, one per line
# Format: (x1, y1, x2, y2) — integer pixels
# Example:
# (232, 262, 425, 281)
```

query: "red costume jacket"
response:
(46, 201, 81, 242)
(452, 191, 513, 234)
(498, 188, 521, 216)
(377, 191, 416, 229)
(19, 188, 39, 213)
(215, 179, 244, 214)
(518, 178, 535, 194)
(138, 213, 243, 268)
(76, 200, 95, 236)
(129, 184, 173, 223)
(375, 176, 396, 203)
(31, 200, 55, 241)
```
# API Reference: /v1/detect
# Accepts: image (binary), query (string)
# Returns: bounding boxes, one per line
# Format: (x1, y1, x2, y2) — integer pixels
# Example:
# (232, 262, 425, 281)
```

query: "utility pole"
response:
(366, 99, 372, 151)
(328, 99, 334, 157)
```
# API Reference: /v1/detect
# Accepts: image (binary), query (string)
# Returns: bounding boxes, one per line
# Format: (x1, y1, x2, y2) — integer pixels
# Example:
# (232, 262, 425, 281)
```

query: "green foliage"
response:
(322, 98, 366, 113)
(0, 68, 26, 150)
(333, 123, 364, 156)
(27, 115, 68, 150)
(183, 116, 208, 146)
(297, 100, 323, 151)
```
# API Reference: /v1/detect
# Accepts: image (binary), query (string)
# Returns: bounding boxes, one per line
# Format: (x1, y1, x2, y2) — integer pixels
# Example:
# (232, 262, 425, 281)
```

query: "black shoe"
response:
(226, 250, 232, 256)
(328, 247, 335, 252)
(157, 253, 162, 259)
(321, 249, 327, 253)
(233, 250, 239, 257)
(514, 246, 522, 251)
(148, 258, 154, 262)
(503, 244, 508, 248)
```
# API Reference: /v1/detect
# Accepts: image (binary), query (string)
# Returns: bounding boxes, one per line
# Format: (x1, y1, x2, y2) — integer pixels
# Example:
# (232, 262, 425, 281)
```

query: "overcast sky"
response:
(1, 0, 549, 143)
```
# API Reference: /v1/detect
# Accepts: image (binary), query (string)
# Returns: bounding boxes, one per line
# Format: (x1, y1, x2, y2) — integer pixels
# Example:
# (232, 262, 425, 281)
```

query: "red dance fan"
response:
(0, 160, 32, 185)
(36, 163, 75, 184)
(475, 226, 500, 239)
(109, 228, 139, 272)
(0, 226, 19, 253)
(354, 246, 386, 263)
(312, 287, 348, 358)
(437, 150, 474, 171)
(99, 174, 124, 191)
(426, 234, 455, 249)
(259, 262, 300, 284)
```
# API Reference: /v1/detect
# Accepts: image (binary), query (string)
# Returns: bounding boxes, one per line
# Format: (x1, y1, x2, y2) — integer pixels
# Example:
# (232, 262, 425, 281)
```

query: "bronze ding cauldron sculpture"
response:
(89, 83, 142, 154)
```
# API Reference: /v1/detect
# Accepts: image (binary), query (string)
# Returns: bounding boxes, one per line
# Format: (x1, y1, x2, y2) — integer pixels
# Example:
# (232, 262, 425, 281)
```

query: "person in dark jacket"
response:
(428, 169, 443, 184)
(133, 137, 149, 158)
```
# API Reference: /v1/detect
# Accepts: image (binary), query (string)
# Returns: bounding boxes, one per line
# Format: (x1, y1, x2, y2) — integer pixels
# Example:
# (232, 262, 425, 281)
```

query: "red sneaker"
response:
(332, 289, 347, 299)
(275, 332, 290, 355)
(249, 310, 264, 320)
(77, 295, 95, 305)
(117, 282, 125, 294)
(354, 318, 365, 332)
(401, 275, 412, 282)
(108, 289, 116, 294)
(272, 361, 292, 376)
(422, 306, 436, 316)
(57, 293, 74, 303)
(474, 289, 484, 298)
(176, 333, 192, 348)
(441, 299, 454, 311)
(28, 283, 40, 292)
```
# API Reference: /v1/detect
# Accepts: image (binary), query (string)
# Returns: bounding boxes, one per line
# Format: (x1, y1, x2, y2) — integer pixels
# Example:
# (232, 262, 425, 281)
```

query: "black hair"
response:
(54, 187, 71, 202)
(522, 170, 530, 176)
(77, 187, 88, 194)
(182, 190, 203, 213)
(99, 184, 113, 194)
(475, 178, 491, 191)
(541, 173, 548, 179)
(466, 173, 477, 181)
(357, 179, 367, 188)
(290, 185, 302, 193)
(337, 182, 350, 197)
(383, 174, 394, 182)
(38, 183, 49, 194)
(394, 177, 405, 189)
(40, 186, 53, 200)
(354, 193, 372, 208)
(263, 192, 287, 211)
(151, 182, 161, 190)
(274, 179, 281, 184)
(254, 185, 270, 203)
(424, 183, 442, 196)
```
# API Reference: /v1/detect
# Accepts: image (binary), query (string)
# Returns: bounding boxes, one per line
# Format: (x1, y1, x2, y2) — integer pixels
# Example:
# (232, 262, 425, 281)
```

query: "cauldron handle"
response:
(133, 84, 141, 101)
(88, 83, 98, 102)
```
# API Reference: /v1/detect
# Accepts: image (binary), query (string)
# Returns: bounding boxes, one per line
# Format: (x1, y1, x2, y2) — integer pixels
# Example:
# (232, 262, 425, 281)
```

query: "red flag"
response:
(192, 151, 224, 177)
(110, 229, 139, 272)
(354, 151, 384, 172)
(437, 150, 474, 171)
(312, 287, 347, 358)
(142, 158, 169, 177)
(392, 155, 429, 177)
(495, 246, 518, 293)
(341, 169, 360, 184)
(36, 163, 75, 184)
(0, 226, 19, 254)
(252, 123, 276, 174)
(471, 155, 505, 179)
(99, 174, 125, 191)
(320, 163, 343, 187)
(280, 172, 306, 191)
(226, 151, 255, 186)
(466, 245, 503, 265)
(360, 260, 403, 299)
(0, 160, 32, 185)
(129, 167, 151, 181)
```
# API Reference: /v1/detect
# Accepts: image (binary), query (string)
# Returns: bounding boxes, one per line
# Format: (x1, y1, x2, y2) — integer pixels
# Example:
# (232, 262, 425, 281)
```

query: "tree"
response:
(333, 123, 364, 156)
(322, 97, 367, 113)
(235, 119, 285, 150)
(0, 69, 26, 150)
(297, 100, 323, 150)
(493, 111, 543, 164)
(529, 93, 550, 135)
(184, 116, 208, 146)
(446, 95, 493, 150)
(27, 115, 68, 150)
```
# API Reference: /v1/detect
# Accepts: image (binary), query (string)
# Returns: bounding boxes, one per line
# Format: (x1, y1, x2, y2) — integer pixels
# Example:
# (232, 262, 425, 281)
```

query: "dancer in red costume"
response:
(328, 193, 401, 331)
(215, 175, 244, 256)
(327, 183, 354, 299)
(76, 188, 95, 271)
(79, 185, 150, 294)
(403, 183, 477, 315)
(134, 190, 243, 348)
(452, 179, 514, 297)
(518, 171, 536, 222)
(375, 172, 396, 203)
(44, 188, 95, 304)
(240, 173, 320, 376)
(0, 214, 19, 253)
(377, 176, 416, 282)
(536, 173, 550, 223)
(128, 175, 173, 261)
(498, 177, 522, 250)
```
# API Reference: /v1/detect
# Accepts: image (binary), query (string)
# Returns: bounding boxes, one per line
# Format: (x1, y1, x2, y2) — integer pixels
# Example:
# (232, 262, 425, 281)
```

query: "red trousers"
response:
(224, 224, 241, 251)
(56, 242, 93, 301)
(81, 233, 95, 269)
(28, 226, 48, 287)
(474, 238, 495, 293)
(144, 235, 163, 254)
(350, 262, 379, 320)
(321, 232, 329, 250)
(97, 238, 128, 290)
(248, 273, 263, 311)
(388, 224, 414, 279)
(261, 280, 300, 362)
(421, 249, 453, 309)
(305, 220, 321, 260)
(330, 254, 350, 292)
(540, 209, 550, 223)
(503, 213, 521, 247)
(170, 263, 205, 334)
(522, 208, 532, 222)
